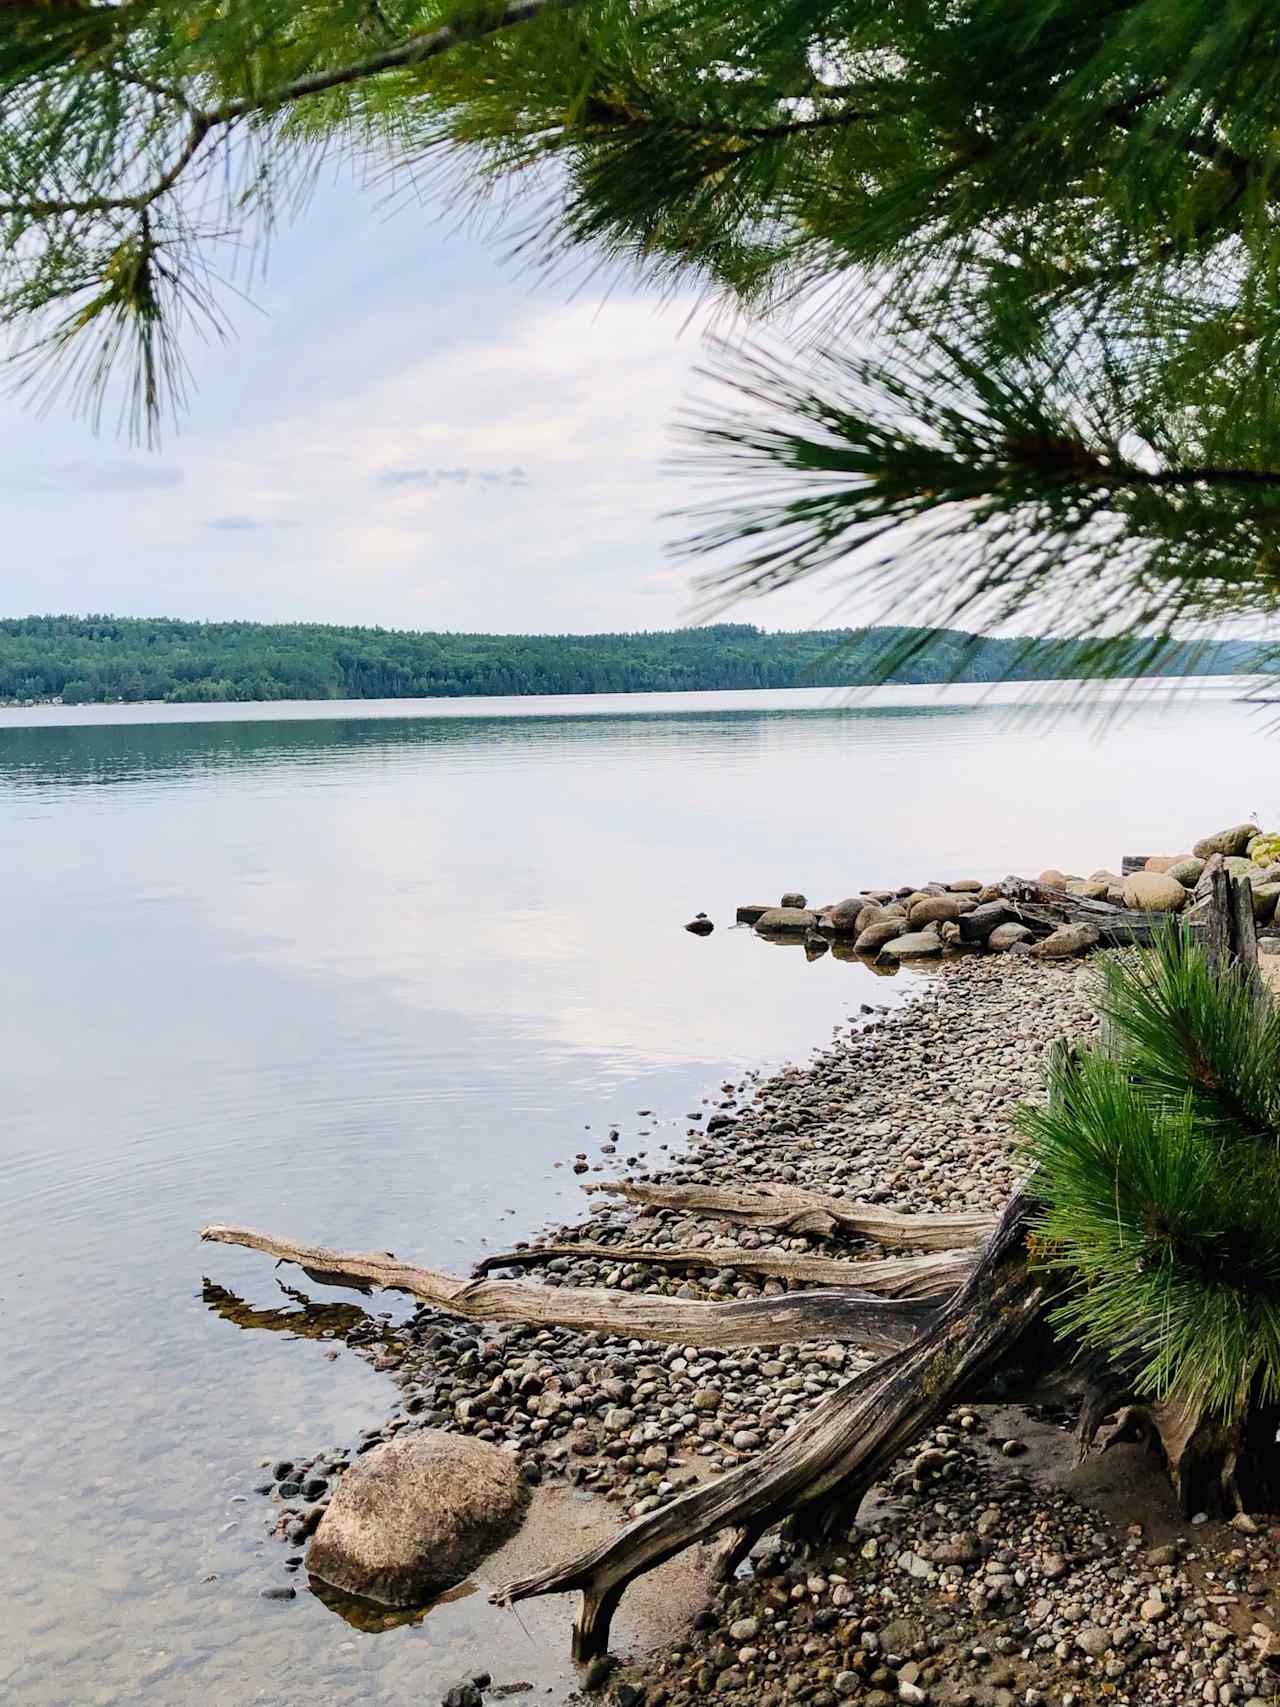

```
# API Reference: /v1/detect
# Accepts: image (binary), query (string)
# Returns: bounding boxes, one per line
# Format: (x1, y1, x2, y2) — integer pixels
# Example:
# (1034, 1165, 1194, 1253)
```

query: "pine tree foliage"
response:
(1018, 932, 1280, 1423)
(5, 2, 1280, 653)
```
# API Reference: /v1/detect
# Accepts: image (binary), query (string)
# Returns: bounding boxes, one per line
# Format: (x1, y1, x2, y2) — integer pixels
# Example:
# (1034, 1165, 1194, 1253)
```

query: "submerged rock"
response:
(306, 1431, 528, 1607)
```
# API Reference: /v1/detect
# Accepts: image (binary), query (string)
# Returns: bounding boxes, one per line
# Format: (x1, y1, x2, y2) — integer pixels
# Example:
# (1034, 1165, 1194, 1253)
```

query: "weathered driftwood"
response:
(582, 1180, 996, 1249)
(473, 1242, 972, 1297)
(1203, 868, 1260, 981)
(497, 1194, 1046, 1656)
(199, 1226, 937, 1350)
(996, 879, 1186, 947)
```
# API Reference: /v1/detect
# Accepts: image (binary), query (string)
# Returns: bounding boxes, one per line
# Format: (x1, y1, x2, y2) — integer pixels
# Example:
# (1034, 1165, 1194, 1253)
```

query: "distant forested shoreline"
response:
(0, 616, 1263, 707)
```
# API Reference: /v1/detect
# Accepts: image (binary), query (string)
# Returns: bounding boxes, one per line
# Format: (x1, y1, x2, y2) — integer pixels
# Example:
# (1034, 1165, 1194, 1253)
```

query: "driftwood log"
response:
(201, 877, 1273, 1658)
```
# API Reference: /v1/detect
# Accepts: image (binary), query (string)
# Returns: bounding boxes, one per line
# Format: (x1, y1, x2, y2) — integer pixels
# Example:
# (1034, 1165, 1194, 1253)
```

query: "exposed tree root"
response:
(495, 1195, 1046, 1657)
(199, 1225, 936, 1351)
(583, 1180, 996, 1248)
(472, 1241, 972, 1298)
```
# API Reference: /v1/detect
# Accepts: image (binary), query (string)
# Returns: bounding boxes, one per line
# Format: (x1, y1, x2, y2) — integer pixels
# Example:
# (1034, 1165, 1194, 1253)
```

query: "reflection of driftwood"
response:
(582, 1180, 996, 1248)
(473, 1241, 971, 1297)
(200, 1226, 937, 1350)
(201, 1278, 372, 1340)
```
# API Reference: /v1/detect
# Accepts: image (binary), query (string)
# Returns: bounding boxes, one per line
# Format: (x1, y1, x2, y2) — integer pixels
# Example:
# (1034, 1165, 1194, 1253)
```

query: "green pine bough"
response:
(1020, 931, 1280, 1432)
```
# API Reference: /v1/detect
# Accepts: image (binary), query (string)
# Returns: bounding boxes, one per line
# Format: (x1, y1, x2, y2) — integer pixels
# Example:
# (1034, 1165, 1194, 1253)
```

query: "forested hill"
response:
(0, 616, 1263, 706)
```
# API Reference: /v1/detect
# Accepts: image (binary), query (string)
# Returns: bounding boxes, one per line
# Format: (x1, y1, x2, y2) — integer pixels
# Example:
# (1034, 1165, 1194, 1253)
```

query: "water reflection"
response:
(0, 684, 1273, 1707)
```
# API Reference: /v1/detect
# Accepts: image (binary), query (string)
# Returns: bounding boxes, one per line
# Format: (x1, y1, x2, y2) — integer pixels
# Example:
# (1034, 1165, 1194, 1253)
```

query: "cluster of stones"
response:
(1046, 822, 1280, 927)
(738, 887, 1088, 965)
(735, 821, 1280, 970)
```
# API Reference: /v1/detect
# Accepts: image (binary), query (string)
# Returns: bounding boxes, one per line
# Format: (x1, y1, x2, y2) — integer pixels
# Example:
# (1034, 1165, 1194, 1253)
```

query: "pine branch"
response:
(0, 0, 580, 219)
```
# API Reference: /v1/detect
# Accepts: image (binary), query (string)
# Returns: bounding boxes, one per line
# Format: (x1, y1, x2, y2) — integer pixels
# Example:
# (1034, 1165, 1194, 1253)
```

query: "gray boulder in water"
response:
(307, 1431, 528, 1606)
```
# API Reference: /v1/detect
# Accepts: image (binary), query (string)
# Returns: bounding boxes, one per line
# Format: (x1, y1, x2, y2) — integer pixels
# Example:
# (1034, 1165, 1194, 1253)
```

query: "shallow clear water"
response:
(0, 679, 1271, 1704)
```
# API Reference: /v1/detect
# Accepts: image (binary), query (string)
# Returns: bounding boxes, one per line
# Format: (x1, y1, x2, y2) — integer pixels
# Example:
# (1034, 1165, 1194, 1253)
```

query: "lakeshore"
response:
(240, 946, 1280, 1707)
(11, 698, 1280, 1707)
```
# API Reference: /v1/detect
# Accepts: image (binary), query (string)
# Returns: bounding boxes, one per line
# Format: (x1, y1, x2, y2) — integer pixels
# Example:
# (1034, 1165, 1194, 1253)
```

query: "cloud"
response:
(377, 465, 529, 490)
(206, 515, 297, 532)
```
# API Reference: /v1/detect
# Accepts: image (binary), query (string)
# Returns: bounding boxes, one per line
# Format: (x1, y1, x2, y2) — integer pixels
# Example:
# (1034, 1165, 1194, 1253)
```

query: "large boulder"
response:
(823, 897, 870, 934)
(779, 891, 807, 908)
(1030, 923, 1100, 958)
(855, 918, 906, 954)
(306, 1432, 528, 1606)
(1248, 832, 1280, 867)
(1122, 871, 1187, 913)
(879, 925, 943, 959)
(1254, 884, 1280, 923)
(1193, 824, 1256, 860)
(1037, 868, 1067, 888)
(1225, 857, 1265, 884)
(959, 900, 1017, 941)
(856, 902, 904, 934)
(1166, 857, 1205, 888)
(988, 922, 1033, 952)
(754, 907, 817, 934)
(1143, 855, 1182, 873)
(908, 894, 967, 927)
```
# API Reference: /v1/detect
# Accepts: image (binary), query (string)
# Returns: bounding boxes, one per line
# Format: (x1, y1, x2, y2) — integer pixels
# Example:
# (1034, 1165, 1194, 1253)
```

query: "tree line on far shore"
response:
(0, 616, 1262, 707)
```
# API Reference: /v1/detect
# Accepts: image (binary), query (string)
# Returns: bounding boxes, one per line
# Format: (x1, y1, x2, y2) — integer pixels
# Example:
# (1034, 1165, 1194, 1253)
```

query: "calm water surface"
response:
(0, 680, 1273, 1705)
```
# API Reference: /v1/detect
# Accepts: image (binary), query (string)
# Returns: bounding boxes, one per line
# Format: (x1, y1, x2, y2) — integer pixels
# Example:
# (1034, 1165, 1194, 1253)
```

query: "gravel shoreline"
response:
(258, 955, 1280, 1707)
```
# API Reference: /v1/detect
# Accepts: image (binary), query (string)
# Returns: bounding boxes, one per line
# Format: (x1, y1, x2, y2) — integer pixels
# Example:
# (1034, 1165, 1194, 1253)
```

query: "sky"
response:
(0, 172, 841, 636)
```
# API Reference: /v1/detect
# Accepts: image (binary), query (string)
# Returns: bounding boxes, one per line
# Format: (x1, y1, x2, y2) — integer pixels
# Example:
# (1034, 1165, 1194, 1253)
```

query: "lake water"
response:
(0, 679, 1273, 1705)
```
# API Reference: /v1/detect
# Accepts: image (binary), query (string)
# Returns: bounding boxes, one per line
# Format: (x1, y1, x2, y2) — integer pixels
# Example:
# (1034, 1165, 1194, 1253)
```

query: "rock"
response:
(1225, 856, 1264, 881)
(1140, 1592, 1168, 1622)
(1145, 1542, 1181, 1567)
(1037, 868, 1067, 888)
(857, 902, 904, 933)
(259, 1584, 296, 1601)
(1193, 823, 1256, 860)
(987, 922, 1032, 952)
(940, 920, 962, 946)
(735, 904, 773, 925)
(855, 919, 906, 954)
(825, 897, 870, 933)
(908, 895, 967, 926)
(443, 1685, 483, 1707)
(684, 917, 714, 936)
(730, 1618, 761, 1641)
(1168, 857, 1206, 886)
(306, 1430, 528, 1606)
(1144, 855, 1181, 873)
(948, 879, 983, 892)
(1030, 923, 1099, 958)
(1122, 871, 1187, 912)
(754, 907, 817, 934)
(960, 901, 1016, 940)
(1076, 1627, 1111, 1659)
(1066, 879, 1109, 899)
(880, 927, 943, 959)
(780, 891, 807, 908)
(1253, 883, 1280, 922)
(1248, 831, 1280, 867)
